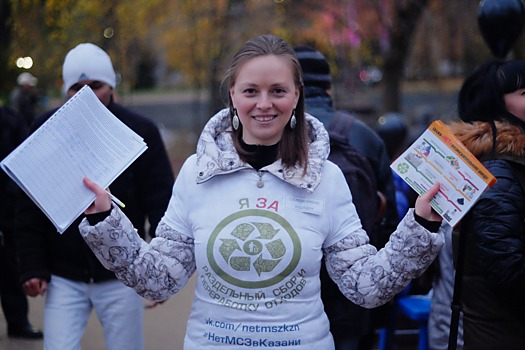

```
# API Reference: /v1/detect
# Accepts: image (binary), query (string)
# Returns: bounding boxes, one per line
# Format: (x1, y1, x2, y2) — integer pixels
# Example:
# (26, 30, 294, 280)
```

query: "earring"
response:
(232, 111, 240, 130)
(289, 111, 297, 129)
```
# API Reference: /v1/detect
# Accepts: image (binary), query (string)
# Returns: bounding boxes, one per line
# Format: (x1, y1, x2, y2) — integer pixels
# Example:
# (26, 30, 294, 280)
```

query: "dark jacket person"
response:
(15, 43, 175, 350)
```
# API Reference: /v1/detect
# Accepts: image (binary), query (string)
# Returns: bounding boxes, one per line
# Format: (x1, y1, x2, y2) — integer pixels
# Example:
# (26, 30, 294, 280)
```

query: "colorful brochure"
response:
(391, 120, 496, 227)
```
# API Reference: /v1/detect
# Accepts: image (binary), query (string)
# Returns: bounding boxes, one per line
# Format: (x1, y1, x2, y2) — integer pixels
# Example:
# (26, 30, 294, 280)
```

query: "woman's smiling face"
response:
(230, 54, 299, 145)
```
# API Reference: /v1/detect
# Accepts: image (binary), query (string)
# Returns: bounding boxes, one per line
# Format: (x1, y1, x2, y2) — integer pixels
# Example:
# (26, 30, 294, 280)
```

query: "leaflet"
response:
(391, 120, 496, 227)
(0, 86, 148, 233)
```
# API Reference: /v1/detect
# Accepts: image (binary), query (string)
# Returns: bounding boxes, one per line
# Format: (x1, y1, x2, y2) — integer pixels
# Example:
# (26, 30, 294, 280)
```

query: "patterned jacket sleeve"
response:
(79, 207, 196, 301)
(323, 208, 444, 308)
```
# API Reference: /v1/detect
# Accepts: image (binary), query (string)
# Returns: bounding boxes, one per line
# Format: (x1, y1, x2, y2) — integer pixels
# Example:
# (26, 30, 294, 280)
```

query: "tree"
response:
(378, 0, 430, 113)
(158, 0, 314, 118)
(7, 0, 166, 93)
(284, 1, 431, 113)
(0, 0, 14, 96)
(5, 0, 517, 119)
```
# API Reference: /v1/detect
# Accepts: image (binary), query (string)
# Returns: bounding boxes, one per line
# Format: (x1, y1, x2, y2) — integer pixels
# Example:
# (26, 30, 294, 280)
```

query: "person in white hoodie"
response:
(79, 34, 445, 350)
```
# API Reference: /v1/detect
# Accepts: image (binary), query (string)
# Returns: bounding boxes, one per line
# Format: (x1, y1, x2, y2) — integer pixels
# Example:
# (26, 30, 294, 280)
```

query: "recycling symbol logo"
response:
(397, 162, 410, 174)
(207, 209, 301, 289)
(221, 222, 285, 275)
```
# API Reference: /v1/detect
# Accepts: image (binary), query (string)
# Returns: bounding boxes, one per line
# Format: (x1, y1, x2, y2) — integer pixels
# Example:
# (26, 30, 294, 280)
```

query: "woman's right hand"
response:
(23, 278, 47, 297)
(83, 177, 111, 214)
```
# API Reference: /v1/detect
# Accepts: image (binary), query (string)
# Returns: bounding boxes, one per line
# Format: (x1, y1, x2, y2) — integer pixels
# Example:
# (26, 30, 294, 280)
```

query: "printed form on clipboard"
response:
(391, 120, 496, 227)
(0, 86, 148, 234)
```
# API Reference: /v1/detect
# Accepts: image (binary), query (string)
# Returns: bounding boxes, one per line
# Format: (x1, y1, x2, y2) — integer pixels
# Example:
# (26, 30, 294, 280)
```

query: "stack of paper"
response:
(1, 86, 148, 233)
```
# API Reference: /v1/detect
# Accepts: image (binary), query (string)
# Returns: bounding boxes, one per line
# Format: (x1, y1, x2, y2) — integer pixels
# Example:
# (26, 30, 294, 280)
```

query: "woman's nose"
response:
(256, 93, 272, 109)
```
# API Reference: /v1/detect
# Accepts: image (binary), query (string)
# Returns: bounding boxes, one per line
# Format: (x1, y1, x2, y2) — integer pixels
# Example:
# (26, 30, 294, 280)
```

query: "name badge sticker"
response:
(284, 195, 324, 215)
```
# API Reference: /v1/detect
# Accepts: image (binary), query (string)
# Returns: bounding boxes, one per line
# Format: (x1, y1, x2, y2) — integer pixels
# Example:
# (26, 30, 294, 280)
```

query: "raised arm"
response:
(81, 177, 196, 301)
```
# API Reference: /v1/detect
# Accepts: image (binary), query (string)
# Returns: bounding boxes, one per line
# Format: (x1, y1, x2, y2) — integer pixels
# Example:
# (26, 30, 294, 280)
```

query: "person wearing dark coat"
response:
(0, 106, 43, 339)
(9, 72, 40, 127)
(294, 45, 399, 350)
(446, 59, 525, 350)
(15, 43, 175, 350)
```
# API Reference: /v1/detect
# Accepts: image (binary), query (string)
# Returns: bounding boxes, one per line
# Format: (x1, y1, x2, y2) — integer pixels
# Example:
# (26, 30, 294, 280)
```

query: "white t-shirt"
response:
(162, 155, 362, 349)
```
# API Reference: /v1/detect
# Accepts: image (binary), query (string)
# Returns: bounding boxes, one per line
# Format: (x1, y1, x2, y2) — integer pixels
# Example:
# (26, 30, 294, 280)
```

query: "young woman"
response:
(79, 34, 444, 349)
(447, 59, 525, 350)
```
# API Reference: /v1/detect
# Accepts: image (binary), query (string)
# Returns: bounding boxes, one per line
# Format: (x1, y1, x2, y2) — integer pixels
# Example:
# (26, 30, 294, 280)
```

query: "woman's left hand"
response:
(414, 182, 442, 222)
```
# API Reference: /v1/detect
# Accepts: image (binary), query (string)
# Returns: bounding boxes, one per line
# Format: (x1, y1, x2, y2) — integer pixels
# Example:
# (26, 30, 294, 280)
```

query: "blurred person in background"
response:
(377, 113, 463, 350)
(377, 113, 458, 350)
(446, 59, 525, 349)
(376, 113, 417, 220)
(15, 43, 174, 350)
(0, 105, 43, 339)
(9, 72, 41, 127)
(428, 226, 463, 350)
(294, 45, 399, 350)
(407, 108, 435, 146)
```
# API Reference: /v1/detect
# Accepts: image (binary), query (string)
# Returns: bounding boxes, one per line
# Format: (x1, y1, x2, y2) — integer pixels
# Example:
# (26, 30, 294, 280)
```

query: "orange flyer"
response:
(391, 120, 496, 227)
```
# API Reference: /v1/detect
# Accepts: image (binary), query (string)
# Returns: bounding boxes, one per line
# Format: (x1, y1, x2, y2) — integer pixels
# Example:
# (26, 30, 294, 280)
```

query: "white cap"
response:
(62, 43, 116, 91)
(17, 72, 38, 87)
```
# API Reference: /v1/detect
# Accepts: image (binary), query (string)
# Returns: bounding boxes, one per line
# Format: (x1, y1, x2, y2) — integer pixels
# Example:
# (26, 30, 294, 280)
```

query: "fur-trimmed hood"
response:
(447, 120, 525, 158)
